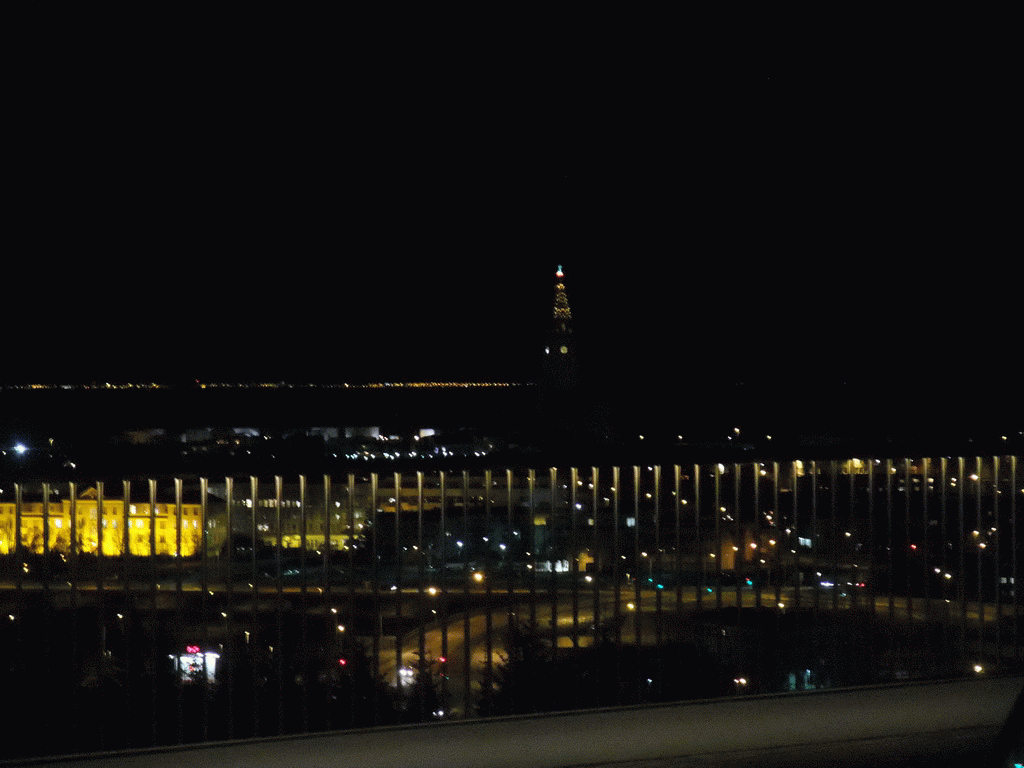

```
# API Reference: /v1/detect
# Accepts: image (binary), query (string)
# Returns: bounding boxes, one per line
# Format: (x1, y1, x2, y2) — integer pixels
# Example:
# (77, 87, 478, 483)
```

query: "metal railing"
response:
(1, 455, 1021, 760)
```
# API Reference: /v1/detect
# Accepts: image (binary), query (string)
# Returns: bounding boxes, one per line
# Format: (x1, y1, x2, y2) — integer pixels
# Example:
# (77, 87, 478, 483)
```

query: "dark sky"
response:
(6, 8, 1016, 403)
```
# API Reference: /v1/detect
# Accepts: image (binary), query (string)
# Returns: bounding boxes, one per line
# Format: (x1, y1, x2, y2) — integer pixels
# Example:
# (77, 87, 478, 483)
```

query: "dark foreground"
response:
(10, 675, 1023, 768)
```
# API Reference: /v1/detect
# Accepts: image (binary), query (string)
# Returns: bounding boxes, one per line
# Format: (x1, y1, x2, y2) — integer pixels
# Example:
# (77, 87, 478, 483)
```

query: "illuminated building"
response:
(542, 265, 579, 391)
(217, 476, 557, 552)
(538, 265, 609, 447)
(0, 486, 203, 557)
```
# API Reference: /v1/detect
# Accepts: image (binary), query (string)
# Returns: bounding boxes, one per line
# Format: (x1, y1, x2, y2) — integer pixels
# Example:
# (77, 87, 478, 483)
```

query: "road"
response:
(377, 585, 1016, 713)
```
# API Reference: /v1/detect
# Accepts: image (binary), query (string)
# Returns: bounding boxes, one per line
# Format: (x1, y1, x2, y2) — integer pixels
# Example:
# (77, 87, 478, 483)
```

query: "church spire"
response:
(542, 265, 578, 391)
(552, 264, 572, 332)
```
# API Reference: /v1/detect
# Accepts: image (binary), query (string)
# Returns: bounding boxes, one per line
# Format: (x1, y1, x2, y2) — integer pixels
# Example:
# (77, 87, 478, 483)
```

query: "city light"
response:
(170, 648, 219, 684)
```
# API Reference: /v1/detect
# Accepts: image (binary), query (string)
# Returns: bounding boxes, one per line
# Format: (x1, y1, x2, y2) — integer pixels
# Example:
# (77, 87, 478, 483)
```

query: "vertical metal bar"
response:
(34, 482, 49, 604)
(507, 469, 515, 634)
(95, 480, 105, 749)
(1011, 456, 1019, 667)
(848, 460, 856, 610)
(612, 466, 621, 645)
(369, 472, 381, 723)
(224, 476, 235, 738)
(483, 469, 493, 706)
(521, 469, 535, 638)
(393, 471, 403, 706)
(957, 457, 967, 665)
(69, 479, 78, 564)
(591, 466, 601, 664)
(868, 461, 876, 622)
(737, 460, 745, 622)
(249, 475, 259, 737)
(903, 458, 914, 677)
(938, 458, 948, 661)
(527, 469, 537, 631)
(792, 461, 800, 612)
(120, 469, 131, 706)
(61, 483, 77, 749)
(975, 456, 984, 656)
(632, 465, 642, 660)
(750, 461, 762, 688)
(345, 472, 356, 727)
(810, 460, 823, 684)
(121, 480, 130, 563)
(713, 464, 723, 616)
(674, 465, 682, 615)
(830, 460, 839, 615)
(773, 461, 782, 612)
(611, 465, 622, 703)
(942, 460, 950, 671)
(810, 462, 819, 613)
(505, 468, 519, 712)
(993, 457, 1002, 662)
(199, 477, 211, 743)
(97, 480, 105, 561)
(346, 472, 356, 626)
(322, 476, 332, 679)
(297, 475, 310, 733)
(549, 468, 558, 655)
(752, 463, 761, 611)
(146, 479, 158, 744)
(69, 481, 80, 749)
(38, 482, 52, 745)
(694, 464, 702, 613)
(274, 476, 284, 734)
(922, 458, 931, 636)
(416, 471, 426, 721)
(461, 470, 471, 717)
(1011, 455, 1020, 664)
(884, 460, 894, 632)
(14, 483, 23, 578)
(11, 484, 23, 750)
(174, 477, 185, 744)
(147, 475, 159, 744)
(653, 465, 662, 648)
(438, 471, 449, 715)
(148, 480, 157, 564)
(42, 481, 50, 562)
(830, 459, 841, 681)
(176, 479, 184, 561)
(570, 466, 580, 653)
(321, 475, 331, 731)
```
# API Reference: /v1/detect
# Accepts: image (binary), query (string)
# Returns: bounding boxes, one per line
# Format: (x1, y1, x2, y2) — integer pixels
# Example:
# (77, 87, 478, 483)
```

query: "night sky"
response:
(6, 8, 1017, 415)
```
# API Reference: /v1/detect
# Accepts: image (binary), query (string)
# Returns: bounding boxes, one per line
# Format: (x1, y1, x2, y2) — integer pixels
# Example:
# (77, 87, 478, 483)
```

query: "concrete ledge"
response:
(13, 676, 1023, 768)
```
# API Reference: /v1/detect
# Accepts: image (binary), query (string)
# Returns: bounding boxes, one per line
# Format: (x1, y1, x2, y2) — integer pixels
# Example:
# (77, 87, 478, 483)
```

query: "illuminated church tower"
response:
(542, 265, 579, 391)
(536, 264, 610, 454)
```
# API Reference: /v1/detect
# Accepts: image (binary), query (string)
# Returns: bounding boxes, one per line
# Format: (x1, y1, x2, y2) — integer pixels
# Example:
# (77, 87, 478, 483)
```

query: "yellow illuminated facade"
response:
(0, 489, 202, 557)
